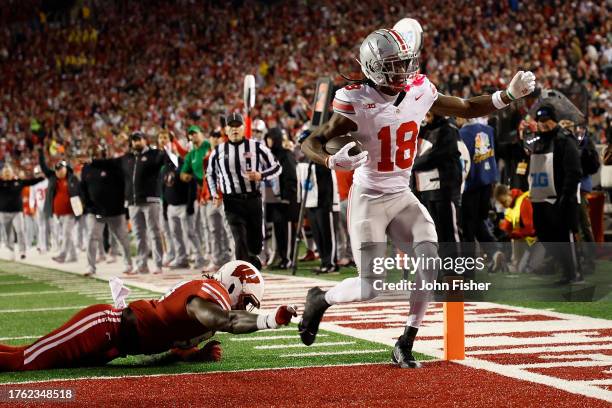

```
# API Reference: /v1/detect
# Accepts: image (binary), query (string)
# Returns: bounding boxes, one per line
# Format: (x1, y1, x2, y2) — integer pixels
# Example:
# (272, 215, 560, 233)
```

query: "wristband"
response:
(256, 314, 270, 330)
(256, 313, 278, 330)
(492, 91, 509, 109)
(506, 89, 516, 101)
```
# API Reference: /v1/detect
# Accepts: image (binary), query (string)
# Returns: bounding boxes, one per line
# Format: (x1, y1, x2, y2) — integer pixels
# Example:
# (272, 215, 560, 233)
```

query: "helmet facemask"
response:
(379, 56, 420, 89)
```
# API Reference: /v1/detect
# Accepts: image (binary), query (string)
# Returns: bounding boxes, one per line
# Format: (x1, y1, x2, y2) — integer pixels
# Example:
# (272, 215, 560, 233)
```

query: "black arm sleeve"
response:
(38, 149, 54, 178)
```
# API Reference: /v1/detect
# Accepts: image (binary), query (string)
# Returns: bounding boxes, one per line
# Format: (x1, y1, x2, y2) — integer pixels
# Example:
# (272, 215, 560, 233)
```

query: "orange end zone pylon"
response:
(443, 301, 465, 360)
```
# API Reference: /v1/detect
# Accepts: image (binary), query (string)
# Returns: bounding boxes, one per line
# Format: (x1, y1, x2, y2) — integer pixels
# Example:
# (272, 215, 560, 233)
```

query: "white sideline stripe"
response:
(24, 317, 121, 365)
(24, 310, 122, 357)
(229, 334, 329, 342)
(467, 343, 612, 356)
(0, 336, 40, 341)
(0, 306, 87, 313)
(255, 341, 355, 350)
(515, 361, 612, 369)
(280, 349, 387, 358)
(0, 290, 66, 297)
(0, 281, 32, 285)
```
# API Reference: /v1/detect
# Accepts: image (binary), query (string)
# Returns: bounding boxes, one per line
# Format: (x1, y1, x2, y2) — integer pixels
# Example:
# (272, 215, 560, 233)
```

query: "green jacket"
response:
(181, 140, 211, 184)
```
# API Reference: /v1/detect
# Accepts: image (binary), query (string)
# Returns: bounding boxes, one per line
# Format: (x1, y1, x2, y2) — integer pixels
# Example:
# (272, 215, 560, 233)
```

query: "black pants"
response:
(307, 207, 337, 268)
(461, 185, 496, 243)
(267, 203, 297, 265)
(532, 201, 579, 280)
(223, 195, 263, 269)
(423, 197, 460, 243)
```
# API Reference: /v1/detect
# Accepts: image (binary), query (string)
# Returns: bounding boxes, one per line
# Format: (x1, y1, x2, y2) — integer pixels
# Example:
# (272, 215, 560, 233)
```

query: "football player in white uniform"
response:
(298, 19, 536, 368)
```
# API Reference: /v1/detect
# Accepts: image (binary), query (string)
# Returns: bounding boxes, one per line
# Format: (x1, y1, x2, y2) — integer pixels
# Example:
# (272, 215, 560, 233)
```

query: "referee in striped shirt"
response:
(206, 112, 281, 269)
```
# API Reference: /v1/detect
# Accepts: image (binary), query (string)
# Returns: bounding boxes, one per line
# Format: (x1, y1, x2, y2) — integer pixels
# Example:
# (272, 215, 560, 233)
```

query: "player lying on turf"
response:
(299, 18, 536, 368)
(0, 261, 296, 372)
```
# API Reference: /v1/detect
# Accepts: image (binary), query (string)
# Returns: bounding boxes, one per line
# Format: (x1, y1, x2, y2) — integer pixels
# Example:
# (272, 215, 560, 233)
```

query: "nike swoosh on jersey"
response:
(415, 94, 425, 101)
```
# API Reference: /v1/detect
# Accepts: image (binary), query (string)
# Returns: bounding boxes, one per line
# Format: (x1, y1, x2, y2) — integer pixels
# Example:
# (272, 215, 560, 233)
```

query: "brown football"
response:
(323, 135, 363, 156)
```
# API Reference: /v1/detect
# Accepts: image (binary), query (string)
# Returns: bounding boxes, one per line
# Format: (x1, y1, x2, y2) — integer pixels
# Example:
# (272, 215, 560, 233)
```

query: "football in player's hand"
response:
(324, 135, 363, 156)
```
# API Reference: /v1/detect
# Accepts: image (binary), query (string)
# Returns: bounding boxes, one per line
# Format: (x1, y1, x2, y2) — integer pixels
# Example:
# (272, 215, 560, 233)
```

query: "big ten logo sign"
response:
(530, 172, 549, 187)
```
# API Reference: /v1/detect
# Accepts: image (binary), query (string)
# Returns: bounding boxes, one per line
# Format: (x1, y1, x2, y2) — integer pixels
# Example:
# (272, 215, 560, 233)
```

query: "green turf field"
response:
(0, 261, 424, 383)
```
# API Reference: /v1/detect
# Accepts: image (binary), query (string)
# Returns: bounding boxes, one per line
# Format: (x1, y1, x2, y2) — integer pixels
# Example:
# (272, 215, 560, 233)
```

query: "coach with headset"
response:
(206, 113, 282, 269)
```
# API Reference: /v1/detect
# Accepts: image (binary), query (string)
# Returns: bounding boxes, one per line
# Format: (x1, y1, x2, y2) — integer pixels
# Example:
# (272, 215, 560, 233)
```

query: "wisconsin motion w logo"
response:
(231, 264, 261, 284)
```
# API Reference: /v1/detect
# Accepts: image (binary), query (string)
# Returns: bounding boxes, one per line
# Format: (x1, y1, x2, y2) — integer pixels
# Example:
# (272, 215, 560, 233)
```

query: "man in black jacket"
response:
(81, 144, 132, 276)
(527, 104, 582, 284)
(92, 132, 168, 274)
(264, 128, 298, 269)
(0, 166, 43, 260)
(161, 153, 205, 269)
(413, 113, 463, 244)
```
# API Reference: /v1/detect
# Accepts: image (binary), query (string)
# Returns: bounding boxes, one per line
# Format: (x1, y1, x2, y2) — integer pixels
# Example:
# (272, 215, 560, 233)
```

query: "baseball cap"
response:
(187, 125, 202, 134)
(535, 105, 557, 122)
(227, 112, 244, 127)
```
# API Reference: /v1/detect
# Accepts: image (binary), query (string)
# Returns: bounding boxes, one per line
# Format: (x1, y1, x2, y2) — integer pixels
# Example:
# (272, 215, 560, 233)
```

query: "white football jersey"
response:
(333, 75, 438, 193)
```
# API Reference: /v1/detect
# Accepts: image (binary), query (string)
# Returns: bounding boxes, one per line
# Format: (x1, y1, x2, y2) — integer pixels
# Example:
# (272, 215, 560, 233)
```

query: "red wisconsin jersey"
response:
(128, 279, 231, 354)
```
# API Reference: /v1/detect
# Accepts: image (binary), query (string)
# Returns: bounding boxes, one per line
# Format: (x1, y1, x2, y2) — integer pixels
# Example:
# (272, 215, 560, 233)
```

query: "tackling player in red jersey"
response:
(0, 261, 296, 371)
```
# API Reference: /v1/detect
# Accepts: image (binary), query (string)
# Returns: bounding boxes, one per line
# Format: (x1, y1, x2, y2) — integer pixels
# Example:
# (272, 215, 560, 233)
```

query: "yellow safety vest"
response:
(504, 191, 537, 246)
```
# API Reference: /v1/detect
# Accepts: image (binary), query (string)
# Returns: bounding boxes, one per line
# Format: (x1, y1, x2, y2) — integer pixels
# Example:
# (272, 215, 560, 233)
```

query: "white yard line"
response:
(255, 341, 355, 350)
(0, 291, 66, 297)
(0, 335, 40, 341)
(229, 334, 329, 342)
(467, 343, 612, 355)
(280, 349, 387, 358)
(0, 306, 85, 313)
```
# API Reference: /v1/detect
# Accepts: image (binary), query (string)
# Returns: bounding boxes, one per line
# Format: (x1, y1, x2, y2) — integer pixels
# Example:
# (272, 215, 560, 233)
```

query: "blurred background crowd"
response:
(0, 0, 610, 281)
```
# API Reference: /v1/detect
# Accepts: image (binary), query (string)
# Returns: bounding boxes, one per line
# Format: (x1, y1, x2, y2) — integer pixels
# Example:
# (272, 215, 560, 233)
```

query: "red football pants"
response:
(0, 304, 123, 371)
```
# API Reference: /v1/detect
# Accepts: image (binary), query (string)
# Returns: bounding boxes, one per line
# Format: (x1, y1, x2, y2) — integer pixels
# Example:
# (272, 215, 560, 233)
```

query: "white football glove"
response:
(326, 142, 368, 170)
(506, 71, 536, 100)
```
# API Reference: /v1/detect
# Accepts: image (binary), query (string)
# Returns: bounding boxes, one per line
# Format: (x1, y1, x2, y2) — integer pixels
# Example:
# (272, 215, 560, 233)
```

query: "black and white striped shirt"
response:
(206, 138, 281, 198)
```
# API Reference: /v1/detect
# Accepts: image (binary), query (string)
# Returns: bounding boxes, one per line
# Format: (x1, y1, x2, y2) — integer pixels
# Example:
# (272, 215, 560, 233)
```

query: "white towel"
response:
(109, 277, 131, 309)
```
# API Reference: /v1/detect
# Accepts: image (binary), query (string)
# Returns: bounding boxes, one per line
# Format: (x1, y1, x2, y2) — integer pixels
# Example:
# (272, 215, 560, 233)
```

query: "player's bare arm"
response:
(431, 71, 536, 118)
(186, 296, 296, 335)
(301, 113, 357, 166)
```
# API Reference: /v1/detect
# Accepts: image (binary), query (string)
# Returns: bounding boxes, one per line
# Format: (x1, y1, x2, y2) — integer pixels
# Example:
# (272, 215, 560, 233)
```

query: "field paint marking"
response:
(0, 336, 40, 341)
(467, 343, 612, 355)
(457, 355, 612, 403)
(229, 334, 329, 342)
(0, 306, 85, 313)
(0, 281, 33, 285)
(255, 341, 355, 350)
(0, 291, 66, 297)
(0, 361, 394, 385)
(515, 361, 612, 369)
(280, 349, 387, 358)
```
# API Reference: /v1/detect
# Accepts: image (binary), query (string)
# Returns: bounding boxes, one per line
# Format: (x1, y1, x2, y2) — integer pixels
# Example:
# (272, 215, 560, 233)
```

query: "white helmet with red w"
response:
(215, 261, 265, 310)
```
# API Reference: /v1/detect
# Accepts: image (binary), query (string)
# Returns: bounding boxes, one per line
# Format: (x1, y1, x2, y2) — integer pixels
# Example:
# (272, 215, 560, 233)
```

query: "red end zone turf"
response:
(5, 362, 610, 408)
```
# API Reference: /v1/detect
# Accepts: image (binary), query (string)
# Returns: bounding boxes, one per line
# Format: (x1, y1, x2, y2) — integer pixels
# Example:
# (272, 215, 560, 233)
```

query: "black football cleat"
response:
(391, 326, 421, 368)
(298, 287, 330, 346)
(391, 341, 422, 368)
